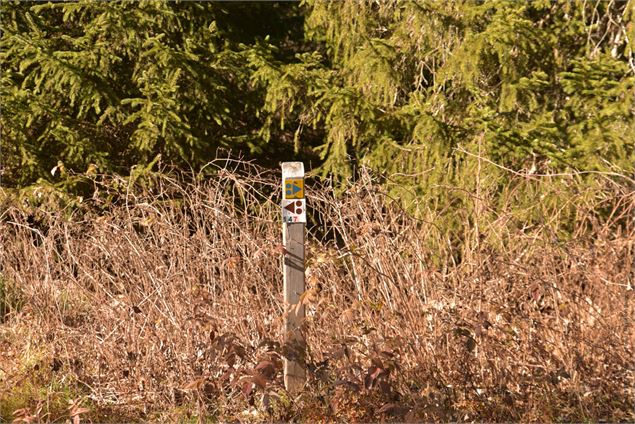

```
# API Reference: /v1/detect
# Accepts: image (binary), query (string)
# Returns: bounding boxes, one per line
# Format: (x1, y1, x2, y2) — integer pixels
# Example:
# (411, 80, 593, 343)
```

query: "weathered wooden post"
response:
(281, 162, 306, 393)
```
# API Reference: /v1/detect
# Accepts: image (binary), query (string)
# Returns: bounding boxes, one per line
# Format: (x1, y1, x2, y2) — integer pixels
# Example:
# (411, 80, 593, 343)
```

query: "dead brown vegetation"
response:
(0, 160, 633, 422)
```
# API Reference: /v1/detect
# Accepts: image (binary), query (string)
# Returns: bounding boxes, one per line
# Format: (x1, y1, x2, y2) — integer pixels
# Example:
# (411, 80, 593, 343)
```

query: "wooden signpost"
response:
(281, 162, 306, 393)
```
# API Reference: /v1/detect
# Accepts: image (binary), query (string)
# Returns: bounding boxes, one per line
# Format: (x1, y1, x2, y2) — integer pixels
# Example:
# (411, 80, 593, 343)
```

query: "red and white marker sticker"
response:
(282, 199, 306, 223)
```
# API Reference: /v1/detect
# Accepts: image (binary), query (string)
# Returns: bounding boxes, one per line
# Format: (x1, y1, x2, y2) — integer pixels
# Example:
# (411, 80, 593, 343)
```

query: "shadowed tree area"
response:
(2, 0, 632, 188)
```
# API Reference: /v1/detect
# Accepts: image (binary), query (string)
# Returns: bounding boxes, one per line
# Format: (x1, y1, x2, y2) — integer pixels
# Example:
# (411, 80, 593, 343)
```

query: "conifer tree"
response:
(2, 0, 633, 195)
(0, 0, 304, 186)
(256, 0, 634, 180)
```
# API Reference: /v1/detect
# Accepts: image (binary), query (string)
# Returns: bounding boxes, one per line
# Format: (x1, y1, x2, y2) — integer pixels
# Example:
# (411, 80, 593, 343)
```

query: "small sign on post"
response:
(281, 162, 306, 393)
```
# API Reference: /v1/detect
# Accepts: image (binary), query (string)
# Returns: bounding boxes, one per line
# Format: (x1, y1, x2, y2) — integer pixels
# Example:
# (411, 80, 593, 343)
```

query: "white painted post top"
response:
(282, 162, 304, 179)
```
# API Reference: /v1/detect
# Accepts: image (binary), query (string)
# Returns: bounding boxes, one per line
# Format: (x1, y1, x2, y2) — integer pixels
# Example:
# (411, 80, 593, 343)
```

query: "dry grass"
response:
(0, 159, 633, 422)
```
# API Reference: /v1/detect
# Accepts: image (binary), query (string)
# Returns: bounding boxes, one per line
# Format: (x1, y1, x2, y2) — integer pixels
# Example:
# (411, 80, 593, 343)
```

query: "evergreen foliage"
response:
(257, 0, 634, 180)
(1, 0, 305, 186)
(1, 0, 633, 194)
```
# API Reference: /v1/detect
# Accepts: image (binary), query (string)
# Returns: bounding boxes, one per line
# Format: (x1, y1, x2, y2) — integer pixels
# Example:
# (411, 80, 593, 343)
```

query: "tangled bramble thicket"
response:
(0, 160, 633, 422)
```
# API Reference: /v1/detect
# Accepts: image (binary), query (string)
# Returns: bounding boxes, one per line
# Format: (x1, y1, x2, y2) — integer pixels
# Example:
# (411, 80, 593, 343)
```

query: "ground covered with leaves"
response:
(1, 161, 633, 422)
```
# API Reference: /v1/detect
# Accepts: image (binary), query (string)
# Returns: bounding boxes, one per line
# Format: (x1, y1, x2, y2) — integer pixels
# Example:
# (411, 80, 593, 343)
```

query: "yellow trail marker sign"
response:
(284, 178, 304, 199)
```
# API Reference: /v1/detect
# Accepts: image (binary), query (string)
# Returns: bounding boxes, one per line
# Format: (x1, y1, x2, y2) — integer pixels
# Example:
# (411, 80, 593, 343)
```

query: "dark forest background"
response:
(2, 0, 633, 189)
